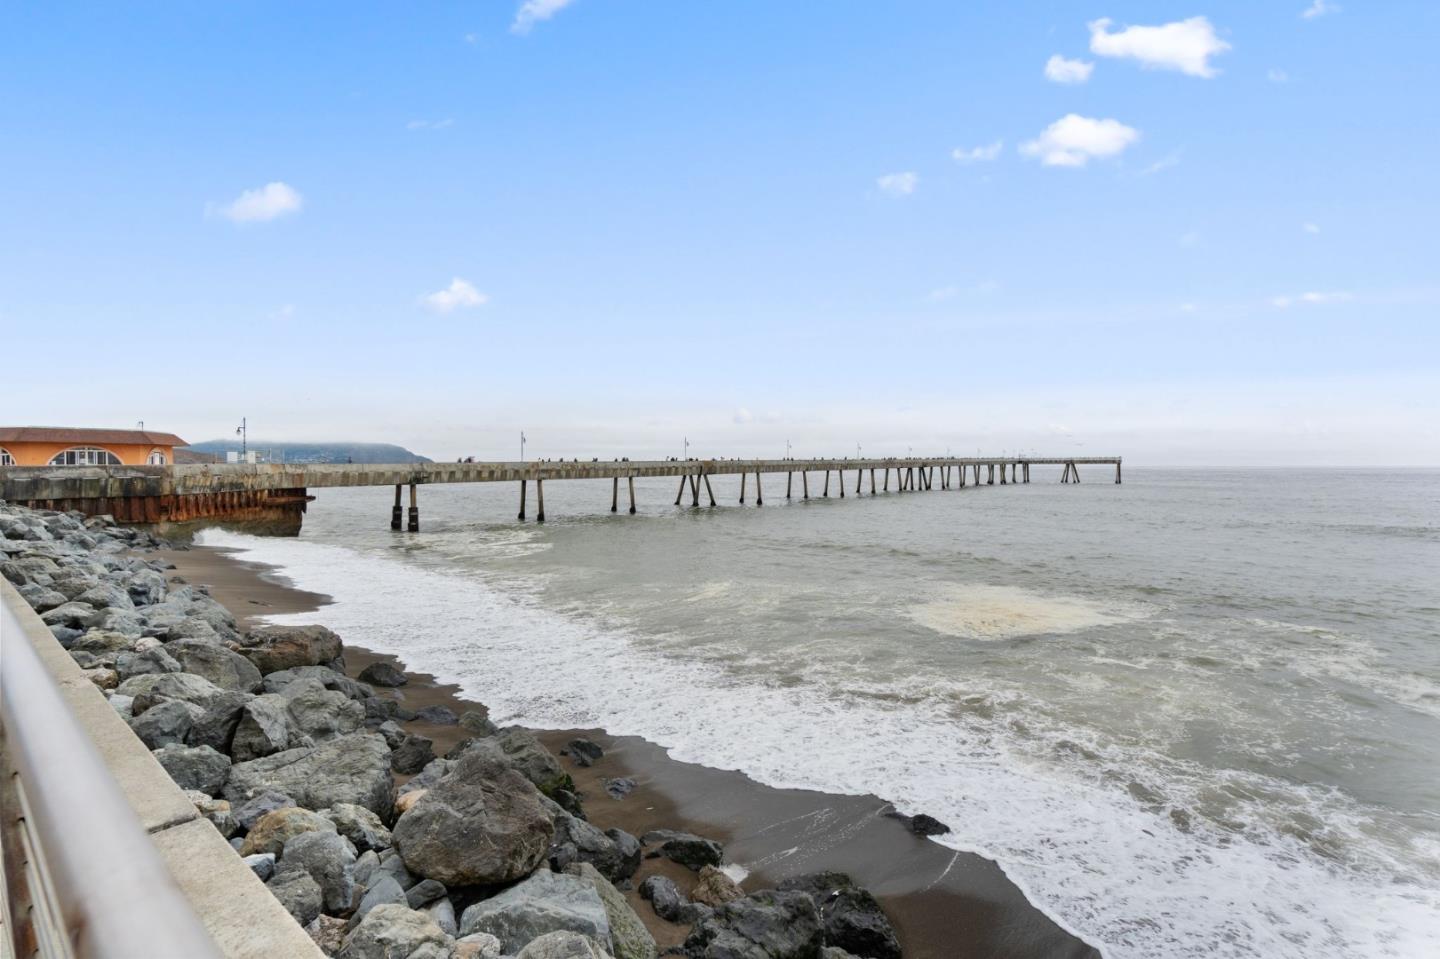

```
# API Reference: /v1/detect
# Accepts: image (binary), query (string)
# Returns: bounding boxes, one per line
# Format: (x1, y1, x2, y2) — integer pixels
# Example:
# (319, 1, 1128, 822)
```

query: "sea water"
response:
(202, 468, 1440, 958)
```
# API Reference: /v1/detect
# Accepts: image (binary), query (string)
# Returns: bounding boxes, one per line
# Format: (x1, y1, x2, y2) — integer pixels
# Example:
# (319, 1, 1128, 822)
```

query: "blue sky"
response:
(3, 1, 1436, 464)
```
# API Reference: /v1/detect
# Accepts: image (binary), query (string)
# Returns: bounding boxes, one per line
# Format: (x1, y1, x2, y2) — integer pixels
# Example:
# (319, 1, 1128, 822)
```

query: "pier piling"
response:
(391, 484, 402, 530)
(518, 479, 527, 520)
(755, 471, 763, 506)
(628, 475, 636, 514)
(407, 483, 419, 532)
(703, 472, 717, 506)
(536, 479, 546, 523)
(611, 477, 618, 513)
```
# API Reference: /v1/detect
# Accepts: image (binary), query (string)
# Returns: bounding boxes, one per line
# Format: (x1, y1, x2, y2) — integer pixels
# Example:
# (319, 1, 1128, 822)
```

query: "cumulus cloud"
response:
(212, 182, 303, 223)
(1044, 55, 1094, 84)
(422, 278, 488, 313)
(1270, 291, 1352, 308)
(876, 171, 918, 197)
(1302, 1, 1339, 19)
(1088, 16, 1230, 78)
(1020, 114, 1139, 167)
(512, 0, 577, 34)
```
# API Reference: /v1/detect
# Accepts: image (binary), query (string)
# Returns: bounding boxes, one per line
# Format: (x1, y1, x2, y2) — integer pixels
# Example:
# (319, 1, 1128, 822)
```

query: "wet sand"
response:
(157, 543, 1099, 959)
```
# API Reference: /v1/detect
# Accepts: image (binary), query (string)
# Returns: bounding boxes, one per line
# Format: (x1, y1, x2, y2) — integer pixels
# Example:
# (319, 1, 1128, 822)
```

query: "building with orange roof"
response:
(0, 427, 187, 467)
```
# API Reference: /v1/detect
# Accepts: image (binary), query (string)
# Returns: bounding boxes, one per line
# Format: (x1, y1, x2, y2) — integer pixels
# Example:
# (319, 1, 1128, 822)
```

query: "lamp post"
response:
(786, 439, 791, 460)
(684, 437, 690, 461)
(520, 431, 527, 461)
(235, 418, 247, 458)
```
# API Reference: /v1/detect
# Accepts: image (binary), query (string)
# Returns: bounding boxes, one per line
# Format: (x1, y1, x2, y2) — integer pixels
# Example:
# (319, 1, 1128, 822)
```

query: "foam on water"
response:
(908, 584, 1141, 641)
(203, 529, 1440, 959)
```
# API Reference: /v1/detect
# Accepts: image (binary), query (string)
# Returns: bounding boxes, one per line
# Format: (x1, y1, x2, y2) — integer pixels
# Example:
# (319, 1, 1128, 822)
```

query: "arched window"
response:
(48, 447, 122, 466)
(0, 448, 13, 466)
(147, 449, 167, 465)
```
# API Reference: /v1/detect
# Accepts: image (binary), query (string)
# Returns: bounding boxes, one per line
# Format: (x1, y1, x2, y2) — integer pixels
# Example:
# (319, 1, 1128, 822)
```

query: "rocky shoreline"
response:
(2, 502, 905, 959)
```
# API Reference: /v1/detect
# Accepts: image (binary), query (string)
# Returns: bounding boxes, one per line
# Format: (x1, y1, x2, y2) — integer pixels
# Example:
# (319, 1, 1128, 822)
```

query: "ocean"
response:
(201, 467, 1440, 958)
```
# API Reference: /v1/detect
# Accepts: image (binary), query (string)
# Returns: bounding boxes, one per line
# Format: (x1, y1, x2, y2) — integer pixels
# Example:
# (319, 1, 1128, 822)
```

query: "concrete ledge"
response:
(2, 581, 323, 958)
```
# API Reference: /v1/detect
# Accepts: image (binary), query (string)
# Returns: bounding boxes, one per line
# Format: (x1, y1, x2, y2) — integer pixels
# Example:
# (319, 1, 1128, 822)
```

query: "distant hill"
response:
(183, 441, 431, 465)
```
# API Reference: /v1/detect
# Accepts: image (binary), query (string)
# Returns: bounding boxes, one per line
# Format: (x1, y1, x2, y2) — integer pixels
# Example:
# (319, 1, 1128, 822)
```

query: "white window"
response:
(0, 448, 13, 466)
(48, 447, 122, 466)
(147, 449, 167, 465)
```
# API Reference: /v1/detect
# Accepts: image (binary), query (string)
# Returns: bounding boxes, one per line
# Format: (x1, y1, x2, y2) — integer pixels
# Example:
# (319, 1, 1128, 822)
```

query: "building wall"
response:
(0, 441, 175, 467)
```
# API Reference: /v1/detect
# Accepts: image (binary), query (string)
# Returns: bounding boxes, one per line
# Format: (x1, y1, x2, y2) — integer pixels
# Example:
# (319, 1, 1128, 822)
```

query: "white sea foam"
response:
(202, 530, 1440, 959)
(908, 584, 1142, 641)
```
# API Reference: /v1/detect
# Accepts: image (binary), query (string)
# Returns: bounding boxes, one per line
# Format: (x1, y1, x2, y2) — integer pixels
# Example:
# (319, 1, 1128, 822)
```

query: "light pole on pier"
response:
(235, 418, 247, 458)
(683, 437, 690, 460)
(786, 439, 791, 460)
(520, 432, 526, 461)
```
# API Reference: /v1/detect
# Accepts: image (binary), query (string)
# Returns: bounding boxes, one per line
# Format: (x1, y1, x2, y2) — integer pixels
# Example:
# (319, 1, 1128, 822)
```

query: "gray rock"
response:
(40, 601, 96, 628)
(234, 790, 297, 830)
(244, 853, 277, 882)
(565, 862, 656, 959)
(550, 802, 640, 882)
(76, 582, 134, 611)
(690, 866, 743, 908)
(127, 568, 168, 606)
(153, 743, 230, 795)
(350, 873, 407, 927)
(459, 711, 498, 737)
(322, 803, 393, 854)
(278, 831, 357, 914)
(637, 876, 709, 925)
(168, 638, 263, 692)
(640, 831, 722, 871)
(353, 849, 382, 886)
(413, 705, 457, 726)
(338, 903, 452, 959)
(18, 584, 69, 612)
(516, 931, 615, 959)
(358, 661, 408, 687)
(115, 646, 182, 681)
(454, 931, 503, 959)
(390, 734, 435, 775)
(398, 758, 453, 796)
(186, 689, 253, 753)
(426, 898, 458, 938)
(225, 733, 394, 818)
(405, 878, 447, 910)
(240, 625, 344, 675)
(376, 851, 419, 891)
(776, 873, 900, 959)
(566, 739, 604, 767)
(821, 949, 863, 959)
(265, 665, 373, 702)
(71, 629, 135, 656)
(268, 870, 324, 927)
(603, 779, 636, 801)
(682, 890, 823, 959)
(376, 721, 407, 749)
(129, 698, 204, 749)
(460, 727, 572, 797)
(231, 694, 295, 762)
(458, 869, 612, 953)
(282, 678, 365, 742)
(392, 748, 553, 886)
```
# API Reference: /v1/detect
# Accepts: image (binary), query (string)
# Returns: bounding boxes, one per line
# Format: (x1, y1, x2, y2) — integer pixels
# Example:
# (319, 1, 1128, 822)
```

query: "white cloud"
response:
(1268, 68, 1291, 83)
(1302, 1, 1339, 20)
(952, 141, 1003, 163)
(464, 33, 479, 44)
(512, 0, 577, 34)
(733, 408, 753, 425)
(1303, 222, 1321, 234)
(212, 182, 303, 223)
(1270, 291, 1352, 308)
(407, 118, 454, 130)
(1140, 150, 1183, 176)
(422, 278, 488, 313)
(876, 171, 918, 197)
(1044, 55, 1094, 84)
(1088, 16, 1231, 78)
(1179, 231, 1201, 247)
(1020, 114, 1139, 167)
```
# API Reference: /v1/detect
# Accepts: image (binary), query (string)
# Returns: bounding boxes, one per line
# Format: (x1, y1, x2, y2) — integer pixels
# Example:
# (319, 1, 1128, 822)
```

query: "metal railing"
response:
(0, 586, 222, 959)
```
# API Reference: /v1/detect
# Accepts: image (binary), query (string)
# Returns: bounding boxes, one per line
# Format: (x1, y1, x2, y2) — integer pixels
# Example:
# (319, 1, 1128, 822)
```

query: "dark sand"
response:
(157, 544, 1099, 959)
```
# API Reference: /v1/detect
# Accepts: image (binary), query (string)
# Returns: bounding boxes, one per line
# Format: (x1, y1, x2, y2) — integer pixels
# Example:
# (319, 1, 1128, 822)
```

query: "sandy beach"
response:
(158, 541, 1098, 959)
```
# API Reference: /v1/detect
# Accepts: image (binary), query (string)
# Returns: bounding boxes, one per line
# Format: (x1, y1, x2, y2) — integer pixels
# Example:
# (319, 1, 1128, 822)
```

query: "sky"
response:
(2, 1, 1437, 465)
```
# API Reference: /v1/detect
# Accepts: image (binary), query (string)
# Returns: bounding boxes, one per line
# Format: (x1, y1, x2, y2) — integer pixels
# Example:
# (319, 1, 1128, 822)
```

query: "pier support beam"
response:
(883, 468, 889, 491)
(518, 479, 527, 520)
(1000, 464, 1007, 485)
(755, 471, 763, 506)
(838, 469, 844, 498)
(987, 464, 995, 485)
(611, 476, 618, 513)
(870, 468, 876, 494)
(408, 483, 419, 532)
(740, 471, 747, 504)
(628, 475, 636, 514)
(787, 472, 793, 499)
(1115, 462, 1122, 484)
(391, 484, 402, 530)
(802, 471, 809, 499)
(675, 475, 687, 506)
(823, 471, 829, 497)
(691, 473, 700, 507)
(703, 472, 717, 506)
(536, 479, 545, 523)
(855, 468, 862, 495)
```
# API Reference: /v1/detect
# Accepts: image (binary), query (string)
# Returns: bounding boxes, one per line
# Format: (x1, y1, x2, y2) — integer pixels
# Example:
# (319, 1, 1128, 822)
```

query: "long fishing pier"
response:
(0, 455, 1120, 531)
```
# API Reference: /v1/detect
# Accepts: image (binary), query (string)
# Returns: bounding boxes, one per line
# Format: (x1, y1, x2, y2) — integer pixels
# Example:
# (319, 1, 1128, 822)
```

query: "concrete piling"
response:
(391, 484, 402, 530)
(407, 483, 419, 532)
(536, 478, 545, 523)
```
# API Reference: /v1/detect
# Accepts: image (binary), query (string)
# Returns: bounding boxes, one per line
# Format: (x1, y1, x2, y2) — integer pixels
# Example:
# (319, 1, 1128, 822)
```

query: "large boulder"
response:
(115, 646, 182, 681)
(41, 602, 97, 629)
(390, 735, 435, 776)
(391, 750, 553, 886)
(339, 904, 453, 959)
(640, 830, 723, 871)
(461, 728, 572, 797)
(637, 876, 710, 925)
(231, 694, 296, 762)
(241, 806, 338, 857)
(129, 672, 250, 752)
(276, 830, 357, 914)
(240, 625, 344, 675)
(683, 890, 823, 959)
(320, 803, 392, 854)
(167, 638, 263, 693)
(351, 873, 408, 927)
(265, 665, 373, 702)
(691, 866, 744, 908)
(358, 661, 408, 687)
(458, 870, 611, 954)
(776, 873, 900, 959)
(281, 678, 365, 742)
(225, 733, 394, 818)
(564, 862, 656, 959)
(76, 582, 134, 611)
(129, 699, 203, 749)
(548, 800, 640, 882)
(153, 743, 230, 795)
